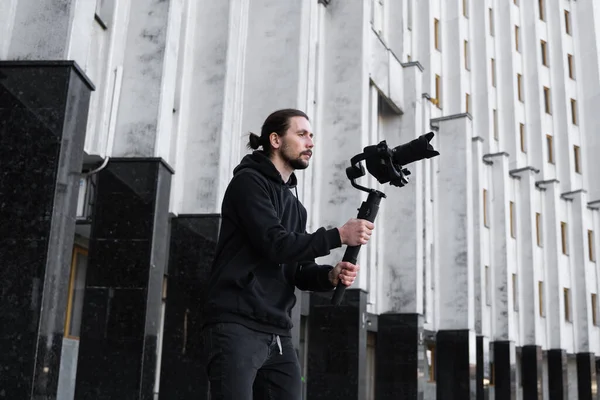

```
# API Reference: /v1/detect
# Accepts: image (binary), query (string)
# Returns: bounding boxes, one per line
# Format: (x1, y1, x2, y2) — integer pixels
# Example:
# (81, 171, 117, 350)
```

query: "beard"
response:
(281, 143, 310, 170)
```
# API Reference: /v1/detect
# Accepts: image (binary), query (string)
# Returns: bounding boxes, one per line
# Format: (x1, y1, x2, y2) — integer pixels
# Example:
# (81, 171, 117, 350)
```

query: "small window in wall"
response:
(95, 0, 114, 29)
(517, 74, 523, 102)
(561, 222, 568, 255)
(536, 213, 543, 247)
(466, 93, 471, 114)
(426, 342, 436, 382)
(510, 201, 516, 238)
(539, 281, 545, 317)
(568, 54, 575, 79)
(463, 0, 469, 17)
(434, 19, 441, 50)
(592, 294, 598, 326)
(493, 109, 499, 140)
(565, 11, 571, 35)
(539, 0, 545, 21)
(515, 26, 520, 52)
(520, 123, 526, 152)
(489, 8, 495, 36)
(564, 288, 572, 322)
(574, 145, 581, 174)
(546, 135, 554, 164)
(544, 87, 552, 114)
(512, 274, 519, 311)
(464, 40, 470, 70)
(571, 99, 578, 125)
(64, 246, 89, 339)
(541, 41, 548, 66)
(483, 189, 490, 228)
(589, 230, 596, 262)
(485, 266, 491, 306)
(491, 59, 496, 87)
(434, 75, 442, 108)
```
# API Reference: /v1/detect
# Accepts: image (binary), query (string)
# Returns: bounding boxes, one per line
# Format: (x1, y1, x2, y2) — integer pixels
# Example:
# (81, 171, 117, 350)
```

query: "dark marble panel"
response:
(547, 349, 568, 400)
(522, 345, 543, 400)
(492, 341, 516, 400)
(158, 215, 221, 400)
(576, 352, 596, 400)
(436, 330, 476, 400)
(307, 289, 367, 400)
(0, 61, 93, 399)
(476, 336, 490, 400)
(375, 313, 424, 399)
(85, 239, 152, 288)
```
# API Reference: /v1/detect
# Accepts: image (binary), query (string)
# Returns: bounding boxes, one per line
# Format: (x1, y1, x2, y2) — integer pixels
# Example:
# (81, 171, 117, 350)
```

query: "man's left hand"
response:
(328, 261, 360, 287)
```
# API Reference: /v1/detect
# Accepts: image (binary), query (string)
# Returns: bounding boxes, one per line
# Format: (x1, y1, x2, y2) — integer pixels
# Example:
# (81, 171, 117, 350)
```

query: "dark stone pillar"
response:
(375, 313, 424, 399)
(436, 330, 476, 399)
(307, 289, 367, 400)
(576, 352, 597, 400)
(547, 349, 568, 400)
(521, 345, 543, 399)
(74, 158, 173, 400)
(0, 61, 93, 399)
(492, 341, 516, 399)
(158, 215, 221, 400)
(476, 336, 490, 400)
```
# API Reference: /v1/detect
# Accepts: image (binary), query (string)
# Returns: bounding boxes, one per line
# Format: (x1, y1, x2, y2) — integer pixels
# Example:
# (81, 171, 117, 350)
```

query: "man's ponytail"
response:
(247, 132, 262, 150)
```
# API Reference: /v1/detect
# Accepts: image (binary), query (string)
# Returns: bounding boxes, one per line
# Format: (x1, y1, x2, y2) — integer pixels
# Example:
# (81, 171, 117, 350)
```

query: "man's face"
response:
(279, 116, 314, 170)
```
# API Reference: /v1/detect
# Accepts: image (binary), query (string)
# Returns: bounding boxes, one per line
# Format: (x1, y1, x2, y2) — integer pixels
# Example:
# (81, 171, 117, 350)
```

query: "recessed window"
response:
(489, 8, 495, 36)
(515, 26, 520, 52)
(463, 0, 469, 17)
(589, 230, 596, 262)
(544, 87, 551, 114)
(510, 201, 516, 238)
(592, 294, 598, 326)
(564, 288, 572, 322)
(491, 59, 496, 87)
(434, 19, 440, 50)
(539, 0, 545, 21)
(520, 123, 526, 152)
(536, 213, 542, 247)
(571, 99, 578, 125)
(483, 189, 490, 227)
(485, 266, 491, 305)
(517, 74, 523, 102)
(493, 109, 498, 140)
(546, 135, 554, 164)
(466, 93, 470, 114)
(464, 40, 470, 70)
(574, 145, 581, 174)
(568, 54, 575, 79)
(561, 222, 568, 255)
(435, 74, 442, 108)
(565, 11, 571, 35)
(541, 40, 548, 66)
(512, 274, 519, 311)
(539, 281, 545, 317)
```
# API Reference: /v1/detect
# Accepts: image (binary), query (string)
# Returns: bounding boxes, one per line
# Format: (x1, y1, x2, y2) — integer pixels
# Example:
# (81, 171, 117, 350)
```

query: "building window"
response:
(515, 26, 520, 52)
(536, 213, 542, 247)
(434, 74, 441, 108)
(539, 281, 545, 317)
(434, 19, 440, 50)
(546, 135, 554, 164)
(483, 189, 490, 227)
(568, 54, 575, 79)
(466, 93, 470, 114)
(491, 59, 496, 87)
(464, 40, 470, 70)
(489, 8, 495, 36)
(571, 99, 578, 125)
(463, 0, 469, 18)
(565, 10, 571, 35)
(64, 246, 89, 339)
(512, 274, 519, 311)
(510, 201, 516, 238)
(564, 288, 572, 322)
(589, 230, 596, 262)
(520, 123, 526, 152)
(485, 266, 491, 306)
(493, 109, 498, 140)
(541, 40, 548, 66)
(543, 87, 551, 114)
(592, 294, 598, 326)
(539, 0, 545, 21)
(426, 342, 436, 382)
(561, 222, 568, 255)
(574, 145, 581, 174)
(517, 74, 523, 102)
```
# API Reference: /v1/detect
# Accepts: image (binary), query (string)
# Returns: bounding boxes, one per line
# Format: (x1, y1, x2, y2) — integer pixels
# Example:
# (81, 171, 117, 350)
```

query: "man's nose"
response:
(307, 137, 314, 148)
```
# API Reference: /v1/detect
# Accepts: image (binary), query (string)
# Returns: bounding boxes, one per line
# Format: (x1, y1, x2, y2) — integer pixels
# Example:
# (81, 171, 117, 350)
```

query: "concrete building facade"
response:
(1, 0, 600, 399)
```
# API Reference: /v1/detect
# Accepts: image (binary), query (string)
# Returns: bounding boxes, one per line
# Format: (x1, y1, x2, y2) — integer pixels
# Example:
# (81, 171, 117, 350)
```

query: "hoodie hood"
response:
(233, 150, 298, 188)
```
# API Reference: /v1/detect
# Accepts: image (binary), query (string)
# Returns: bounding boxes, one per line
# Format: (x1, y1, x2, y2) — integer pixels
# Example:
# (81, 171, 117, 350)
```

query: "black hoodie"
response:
(201, 151, 342, 336)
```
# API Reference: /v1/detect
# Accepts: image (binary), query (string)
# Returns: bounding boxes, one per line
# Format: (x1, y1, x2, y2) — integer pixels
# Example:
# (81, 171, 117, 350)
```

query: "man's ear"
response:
(269, 132, 281, 149)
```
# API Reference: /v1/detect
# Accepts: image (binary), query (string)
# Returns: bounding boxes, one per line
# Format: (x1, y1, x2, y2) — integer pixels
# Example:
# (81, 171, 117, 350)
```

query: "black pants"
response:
(201, 322, 302, 400)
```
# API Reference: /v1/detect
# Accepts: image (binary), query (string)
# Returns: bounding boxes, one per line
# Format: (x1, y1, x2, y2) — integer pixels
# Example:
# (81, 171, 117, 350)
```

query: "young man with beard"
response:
(200, 109, 375, 399)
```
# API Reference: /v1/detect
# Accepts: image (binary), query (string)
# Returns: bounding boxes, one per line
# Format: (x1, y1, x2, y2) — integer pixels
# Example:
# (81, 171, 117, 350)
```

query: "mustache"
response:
(301, 150, 313, 156)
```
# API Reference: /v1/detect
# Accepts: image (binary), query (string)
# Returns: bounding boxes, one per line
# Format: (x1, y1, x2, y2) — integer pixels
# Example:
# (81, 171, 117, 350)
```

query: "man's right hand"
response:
(338, 218, 375, 246)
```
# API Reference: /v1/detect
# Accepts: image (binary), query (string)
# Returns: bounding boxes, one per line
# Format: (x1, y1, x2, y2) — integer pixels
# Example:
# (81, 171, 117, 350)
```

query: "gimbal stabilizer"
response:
(331, 132, 440, 305)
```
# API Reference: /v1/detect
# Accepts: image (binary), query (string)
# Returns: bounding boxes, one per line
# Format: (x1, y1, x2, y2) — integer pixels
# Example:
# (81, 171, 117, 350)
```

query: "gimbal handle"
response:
(331, 190, 385, 305)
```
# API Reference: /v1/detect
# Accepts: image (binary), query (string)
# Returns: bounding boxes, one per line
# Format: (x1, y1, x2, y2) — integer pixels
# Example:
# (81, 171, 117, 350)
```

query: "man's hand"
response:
(338, 218, 375, 247)
(328, 261, 360, 287)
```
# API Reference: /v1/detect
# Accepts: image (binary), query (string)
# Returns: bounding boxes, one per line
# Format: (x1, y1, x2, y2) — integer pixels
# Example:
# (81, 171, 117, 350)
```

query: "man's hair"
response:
(247, 109, 309, 154)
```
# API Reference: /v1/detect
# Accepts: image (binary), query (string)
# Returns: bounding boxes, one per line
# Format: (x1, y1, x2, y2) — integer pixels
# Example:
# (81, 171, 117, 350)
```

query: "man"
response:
(201, 109, 375, 399)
